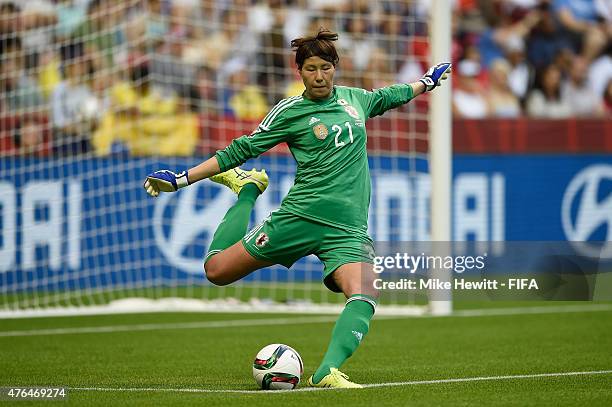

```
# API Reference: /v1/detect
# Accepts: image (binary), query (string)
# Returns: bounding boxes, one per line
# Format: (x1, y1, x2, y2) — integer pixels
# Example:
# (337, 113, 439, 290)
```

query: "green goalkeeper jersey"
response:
(215, 84, 415, 233)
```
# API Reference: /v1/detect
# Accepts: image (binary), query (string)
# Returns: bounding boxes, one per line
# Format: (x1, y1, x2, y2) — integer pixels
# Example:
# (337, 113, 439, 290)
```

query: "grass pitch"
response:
(1, 305, 611, 406)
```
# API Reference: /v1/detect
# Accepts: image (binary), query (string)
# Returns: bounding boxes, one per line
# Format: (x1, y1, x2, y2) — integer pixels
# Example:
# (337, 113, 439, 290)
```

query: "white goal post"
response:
(428, 0, 453, 316)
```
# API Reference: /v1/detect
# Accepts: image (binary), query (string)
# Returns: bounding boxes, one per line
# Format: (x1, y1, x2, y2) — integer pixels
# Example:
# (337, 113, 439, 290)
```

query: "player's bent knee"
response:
(206, 270, 230, 286)
(203, 257, 230, 286)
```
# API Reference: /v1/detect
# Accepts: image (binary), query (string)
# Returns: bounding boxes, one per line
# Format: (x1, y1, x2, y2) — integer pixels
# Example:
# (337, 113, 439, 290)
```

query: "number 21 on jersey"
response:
(333, 122, 354, 148)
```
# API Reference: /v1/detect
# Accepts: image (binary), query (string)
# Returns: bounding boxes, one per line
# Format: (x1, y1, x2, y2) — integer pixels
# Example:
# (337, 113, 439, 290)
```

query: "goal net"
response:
(0, 0, 448, 317)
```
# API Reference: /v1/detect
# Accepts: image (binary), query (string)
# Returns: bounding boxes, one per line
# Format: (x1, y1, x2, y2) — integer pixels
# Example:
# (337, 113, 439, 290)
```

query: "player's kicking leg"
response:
(203, 168, 274, 285)
(308, 262, 379, 388)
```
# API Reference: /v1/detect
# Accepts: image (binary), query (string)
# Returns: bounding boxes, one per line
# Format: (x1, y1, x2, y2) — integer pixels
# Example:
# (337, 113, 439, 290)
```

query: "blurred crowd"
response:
(0, 0, 611, 156)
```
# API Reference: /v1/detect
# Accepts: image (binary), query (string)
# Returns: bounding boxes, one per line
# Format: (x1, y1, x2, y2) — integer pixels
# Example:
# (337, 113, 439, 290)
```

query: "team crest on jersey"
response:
(337, 99, 360, 120)
(344, 105, 360, 120)
(312, 123, 329, 140)
(255, 232, 269, 248)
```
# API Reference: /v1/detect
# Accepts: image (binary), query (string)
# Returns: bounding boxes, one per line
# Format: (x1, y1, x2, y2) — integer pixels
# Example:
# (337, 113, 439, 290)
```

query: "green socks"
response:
(312, 294, 376, 383)
(206, 183, 260, 260)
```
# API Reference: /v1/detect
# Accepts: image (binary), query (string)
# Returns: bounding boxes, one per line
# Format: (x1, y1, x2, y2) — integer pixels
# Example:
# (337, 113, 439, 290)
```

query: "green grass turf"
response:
(0, 308, 611, 406)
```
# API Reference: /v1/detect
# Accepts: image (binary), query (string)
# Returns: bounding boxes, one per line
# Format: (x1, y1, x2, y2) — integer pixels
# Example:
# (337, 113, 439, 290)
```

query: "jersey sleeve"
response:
(353, 84, 415, 119)
(215, 105, 291, 172)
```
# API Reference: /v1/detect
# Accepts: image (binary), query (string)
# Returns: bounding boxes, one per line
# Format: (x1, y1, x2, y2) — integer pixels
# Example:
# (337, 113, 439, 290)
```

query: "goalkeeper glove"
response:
(144, 170, 190, 197)
(419, 62, 452, 92)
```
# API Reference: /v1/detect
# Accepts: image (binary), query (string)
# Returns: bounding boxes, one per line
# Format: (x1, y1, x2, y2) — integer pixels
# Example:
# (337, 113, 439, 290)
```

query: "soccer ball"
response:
(252, 344, 303, 390)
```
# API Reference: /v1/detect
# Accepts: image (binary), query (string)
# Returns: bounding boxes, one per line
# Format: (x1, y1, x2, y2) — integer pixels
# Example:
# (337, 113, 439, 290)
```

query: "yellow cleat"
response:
(209, 167, 268, 195)
(307, 368, 363, 389)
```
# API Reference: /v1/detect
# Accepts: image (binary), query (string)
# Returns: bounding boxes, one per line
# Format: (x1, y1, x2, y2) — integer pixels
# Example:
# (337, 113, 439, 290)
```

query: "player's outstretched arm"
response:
(360, 62, 452, 118)
(144, 96, 295, 197)
(143, 156, 221, 197)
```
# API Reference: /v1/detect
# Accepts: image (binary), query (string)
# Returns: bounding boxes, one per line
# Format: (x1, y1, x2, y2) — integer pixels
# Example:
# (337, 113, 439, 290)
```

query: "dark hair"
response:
(87, 0, 104, 15)
(0, 36, 21, 56)
(291, 29, 339, 69)
(0, 2, 20, 14)
(130, 63, 150, 84)
(60, 40, 85, 62)
(534, 63, 562, 100)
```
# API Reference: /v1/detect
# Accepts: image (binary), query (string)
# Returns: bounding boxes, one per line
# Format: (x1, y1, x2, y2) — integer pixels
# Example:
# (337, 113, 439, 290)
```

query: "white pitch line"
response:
(0, 316, 339, 338)
(451, 303, 612, 317)
(69, 370, 612, 395)
(362, 369, 612, 389)
(1, 304, 611, 337)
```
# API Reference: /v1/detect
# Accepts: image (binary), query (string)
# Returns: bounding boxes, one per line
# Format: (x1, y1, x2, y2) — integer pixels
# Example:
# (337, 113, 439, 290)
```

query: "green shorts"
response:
(241, 209, 375, 292)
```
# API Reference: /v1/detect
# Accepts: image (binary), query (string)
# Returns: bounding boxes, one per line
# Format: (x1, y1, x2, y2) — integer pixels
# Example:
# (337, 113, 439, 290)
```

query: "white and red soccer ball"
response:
(252, 344, 303, 390)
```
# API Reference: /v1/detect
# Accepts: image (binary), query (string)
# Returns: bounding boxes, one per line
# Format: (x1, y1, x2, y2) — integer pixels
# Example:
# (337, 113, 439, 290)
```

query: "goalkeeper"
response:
(144, 29, 451, 388)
